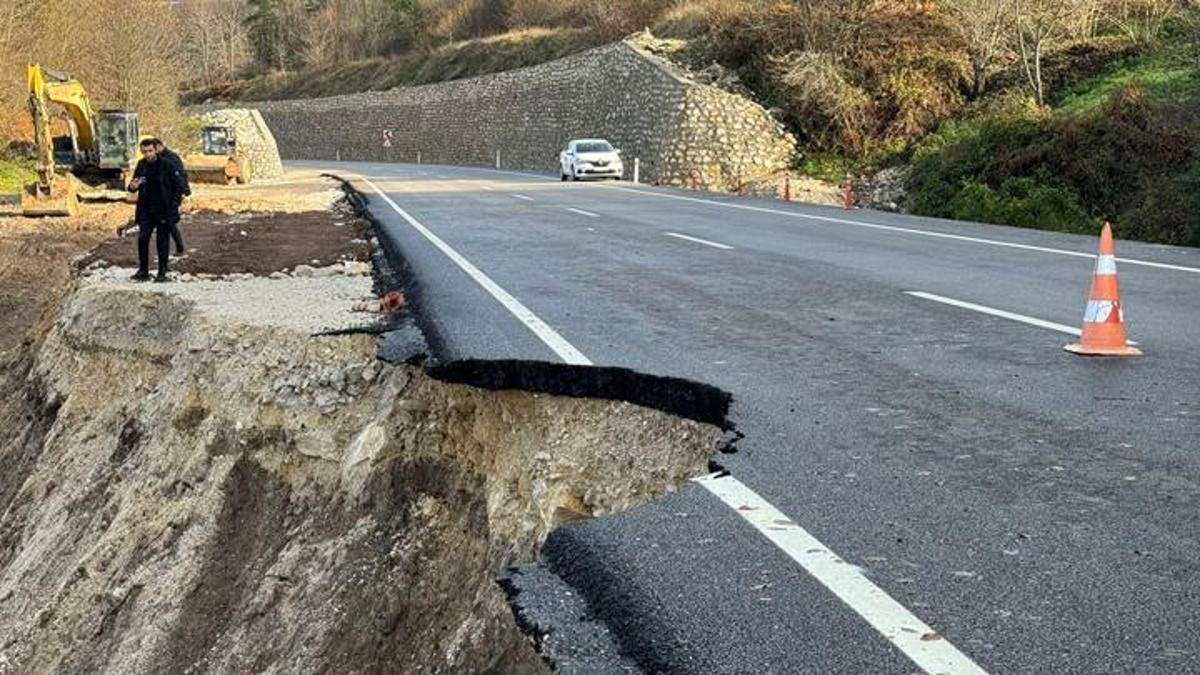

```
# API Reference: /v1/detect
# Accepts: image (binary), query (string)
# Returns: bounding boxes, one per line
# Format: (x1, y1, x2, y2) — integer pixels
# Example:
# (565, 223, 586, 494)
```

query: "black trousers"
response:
(137, 217, 172, 276)
(169, 217, 185, 254)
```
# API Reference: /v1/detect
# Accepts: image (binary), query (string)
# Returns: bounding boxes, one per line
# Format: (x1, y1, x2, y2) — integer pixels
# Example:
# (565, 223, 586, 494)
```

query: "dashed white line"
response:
(512, 194, 534, 201)
(665, 232, 735, 250)
(597, 184, 1200, 275)
(906, 291, 1138, 346)
(695, 473, 989, 675)
(566, 207, 600, 218)
(479, 185, 495, 191)
(356, 175, 590, 366)
(353, 171, 984, 675)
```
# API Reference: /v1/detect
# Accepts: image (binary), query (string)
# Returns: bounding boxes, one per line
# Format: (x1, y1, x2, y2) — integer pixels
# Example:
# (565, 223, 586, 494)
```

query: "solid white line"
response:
(906, 292, 1082, 336)
(695, 472, 989, 675)
(356, 176, 591, 366)
(512, 194, 534, 201)
(566, 207, 600, 218)
(598, 184, 1200, 275)
(354, 172, 986, 674)
(906, 291, 1141, 346)
(665, 232, 735, 250)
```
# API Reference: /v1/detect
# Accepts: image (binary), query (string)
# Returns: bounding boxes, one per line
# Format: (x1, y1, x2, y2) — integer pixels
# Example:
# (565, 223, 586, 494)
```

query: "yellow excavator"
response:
(21, 63, 140, 217)
(184, 125, 251, 185)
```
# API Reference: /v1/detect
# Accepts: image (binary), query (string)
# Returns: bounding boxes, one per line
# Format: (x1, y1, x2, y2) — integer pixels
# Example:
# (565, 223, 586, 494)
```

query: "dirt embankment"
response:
(0, 174, 723, 673)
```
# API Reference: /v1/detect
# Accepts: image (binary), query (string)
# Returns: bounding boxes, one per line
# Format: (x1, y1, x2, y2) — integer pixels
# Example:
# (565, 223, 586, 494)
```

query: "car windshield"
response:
(576, 142, 613, 153)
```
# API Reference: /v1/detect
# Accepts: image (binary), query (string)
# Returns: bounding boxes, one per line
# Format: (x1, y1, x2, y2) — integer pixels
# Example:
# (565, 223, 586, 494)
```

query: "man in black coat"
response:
(127, 137, 188, 282)
(153, 139, 190, 255)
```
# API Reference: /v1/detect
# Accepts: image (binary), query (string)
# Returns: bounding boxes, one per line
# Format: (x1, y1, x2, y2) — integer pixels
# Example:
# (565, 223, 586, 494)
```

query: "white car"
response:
(559, 139, 624, 181)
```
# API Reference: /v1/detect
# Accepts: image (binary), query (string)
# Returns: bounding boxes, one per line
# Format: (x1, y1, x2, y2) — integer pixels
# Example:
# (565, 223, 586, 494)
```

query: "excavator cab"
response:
(201, 126, 234, 156)
(94, 111, 140, 172)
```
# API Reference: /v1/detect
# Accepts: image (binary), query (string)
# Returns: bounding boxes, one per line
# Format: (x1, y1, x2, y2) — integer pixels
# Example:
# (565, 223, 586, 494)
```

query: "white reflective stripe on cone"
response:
(1084, 300, 1117, 323)
(1096, 255, 1118, 275)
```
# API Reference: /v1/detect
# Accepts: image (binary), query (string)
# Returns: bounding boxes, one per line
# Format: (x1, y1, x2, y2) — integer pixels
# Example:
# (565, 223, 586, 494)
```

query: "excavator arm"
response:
(22, 63, 92, 216)
(27, 65, 56, 188)
(29, 63, 97, 154)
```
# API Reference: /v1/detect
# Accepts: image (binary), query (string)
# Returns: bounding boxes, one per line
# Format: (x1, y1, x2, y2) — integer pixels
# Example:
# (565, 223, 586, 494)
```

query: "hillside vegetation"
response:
(3, 1, 1198, 244)
(186, 27, 604, 103)
(910, 26, 1200, 245)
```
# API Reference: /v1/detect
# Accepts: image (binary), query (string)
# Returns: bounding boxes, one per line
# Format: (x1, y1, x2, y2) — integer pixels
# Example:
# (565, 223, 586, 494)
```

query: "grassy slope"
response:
(908, 27, 1200, 246)
(1056, 41, 1200, 114)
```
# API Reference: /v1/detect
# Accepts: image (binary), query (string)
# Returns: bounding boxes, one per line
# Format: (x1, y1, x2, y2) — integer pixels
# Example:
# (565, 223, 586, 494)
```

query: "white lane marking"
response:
(567, 207, 600, 218)
(356, 176, 591, 365)
(695, 473, 989, 675)
(906, 292, 1081, 336)
(480, 185, 495, 191)
(665, 232, 735, 250)
(906, 291, 1140, 345)
(352, 171, 984, 672)
(490, 169, 558, 181)
(598, 185, 1200, 275)
(512, 194, 535, 202)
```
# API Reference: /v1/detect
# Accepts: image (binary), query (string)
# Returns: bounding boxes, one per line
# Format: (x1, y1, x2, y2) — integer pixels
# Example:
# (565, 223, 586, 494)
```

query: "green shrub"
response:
(948, 178, 1093, 233)
(0, 160, 32, 194)
(1116, 165, 1200, 246)
(911, 83, 1200, 245)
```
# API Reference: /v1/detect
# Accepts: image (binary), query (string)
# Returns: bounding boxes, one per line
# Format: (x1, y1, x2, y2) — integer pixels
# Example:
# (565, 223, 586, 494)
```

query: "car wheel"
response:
(560, 173, 568, 182)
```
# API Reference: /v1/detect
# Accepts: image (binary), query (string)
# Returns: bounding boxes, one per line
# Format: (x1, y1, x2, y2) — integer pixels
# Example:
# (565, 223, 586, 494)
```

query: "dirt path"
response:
(0, 206, 129, 357)
(78, 207, 371, 277)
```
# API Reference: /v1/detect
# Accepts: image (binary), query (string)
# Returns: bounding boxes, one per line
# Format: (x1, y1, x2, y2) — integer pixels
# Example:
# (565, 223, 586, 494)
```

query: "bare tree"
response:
(0, 1, 38, 55)
(944, 0, 1017, 99)
(1013, 0, 1074, 105)
(1062, 0, 1105, 39)
(1104, 0, 1182, 43)
(179, 0, 252, 86)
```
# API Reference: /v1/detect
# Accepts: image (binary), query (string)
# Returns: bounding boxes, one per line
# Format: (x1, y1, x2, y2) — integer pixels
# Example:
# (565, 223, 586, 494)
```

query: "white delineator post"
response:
(496, 150, 501, 169)
(633, 157, 640, 184)
(417, 151, 421, 165)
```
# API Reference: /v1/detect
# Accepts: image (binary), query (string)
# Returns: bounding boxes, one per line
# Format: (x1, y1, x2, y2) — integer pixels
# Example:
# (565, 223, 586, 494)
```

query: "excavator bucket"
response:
(21, 173, 79, 217)
(184, 155, 241, 185)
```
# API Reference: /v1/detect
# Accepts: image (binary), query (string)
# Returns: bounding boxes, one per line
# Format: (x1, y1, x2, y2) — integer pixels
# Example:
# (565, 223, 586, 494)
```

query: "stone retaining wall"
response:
(248, 41, 796, 188)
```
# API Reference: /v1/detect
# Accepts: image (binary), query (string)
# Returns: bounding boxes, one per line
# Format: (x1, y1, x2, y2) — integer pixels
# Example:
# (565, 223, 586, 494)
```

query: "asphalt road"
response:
(297, 160, 1200, 674)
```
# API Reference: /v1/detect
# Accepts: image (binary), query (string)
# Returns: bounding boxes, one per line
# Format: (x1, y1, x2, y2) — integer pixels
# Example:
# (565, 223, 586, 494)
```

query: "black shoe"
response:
(153, 273, 171, 283)
(131, 272, 151, 282)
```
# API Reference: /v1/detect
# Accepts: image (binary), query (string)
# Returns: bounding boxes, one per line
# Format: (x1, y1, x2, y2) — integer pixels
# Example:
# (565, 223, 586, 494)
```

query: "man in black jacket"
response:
(153, 139, 190, 255)
(128, 137, 187, 282)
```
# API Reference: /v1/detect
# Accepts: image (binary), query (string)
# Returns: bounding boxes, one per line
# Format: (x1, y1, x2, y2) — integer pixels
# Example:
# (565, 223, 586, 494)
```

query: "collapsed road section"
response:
(0, 173, 732, 673)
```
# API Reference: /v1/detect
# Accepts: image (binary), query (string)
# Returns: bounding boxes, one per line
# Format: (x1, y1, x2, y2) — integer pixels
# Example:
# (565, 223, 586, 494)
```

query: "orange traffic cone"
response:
(1065, 222, 1141, 356)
